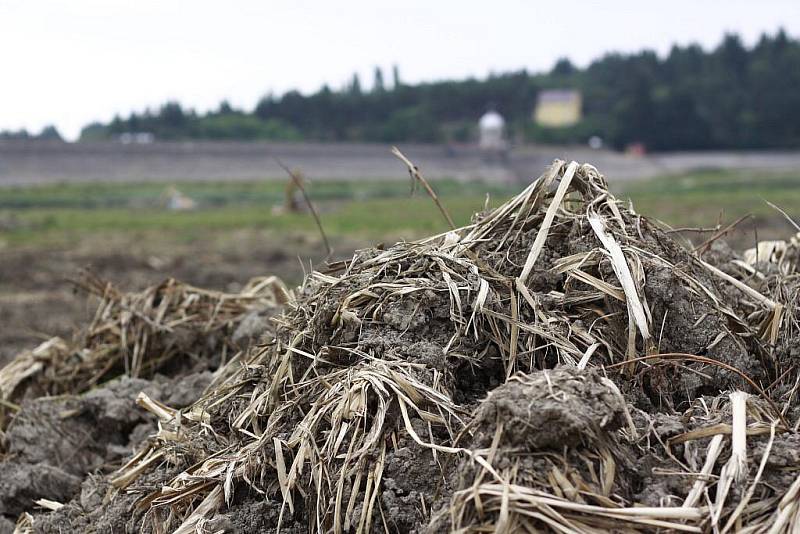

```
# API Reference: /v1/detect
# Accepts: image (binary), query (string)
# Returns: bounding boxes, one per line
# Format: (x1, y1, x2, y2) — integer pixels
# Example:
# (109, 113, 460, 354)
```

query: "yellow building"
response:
(534, 89, 582, 127)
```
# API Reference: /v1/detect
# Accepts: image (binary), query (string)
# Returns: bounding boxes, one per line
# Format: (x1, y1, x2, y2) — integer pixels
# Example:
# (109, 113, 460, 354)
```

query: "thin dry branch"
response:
(276, 158, 333, 256)
(391, 146, 456, 230)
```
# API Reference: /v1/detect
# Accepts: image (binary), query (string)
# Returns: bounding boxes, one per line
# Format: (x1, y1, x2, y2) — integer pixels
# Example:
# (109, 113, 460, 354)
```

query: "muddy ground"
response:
(0, 230, 361, 532)
(1, 192, 798, 533)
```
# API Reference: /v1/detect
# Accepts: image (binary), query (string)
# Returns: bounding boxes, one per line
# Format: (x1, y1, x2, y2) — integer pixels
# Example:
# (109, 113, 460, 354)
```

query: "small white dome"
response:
(479, 110, 505, 130)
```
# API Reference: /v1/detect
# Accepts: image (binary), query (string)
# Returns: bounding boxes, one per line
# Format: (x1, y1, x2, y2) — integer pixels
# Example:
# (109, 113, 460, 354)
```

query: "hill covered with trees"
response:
(78, 30, 800, 151)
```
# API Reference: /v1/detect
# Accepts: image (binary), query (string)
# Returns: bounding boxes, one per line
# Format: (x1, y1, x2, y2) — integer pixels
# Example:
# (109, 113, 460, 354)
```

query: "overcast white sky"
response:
(1, 0, 798, 140)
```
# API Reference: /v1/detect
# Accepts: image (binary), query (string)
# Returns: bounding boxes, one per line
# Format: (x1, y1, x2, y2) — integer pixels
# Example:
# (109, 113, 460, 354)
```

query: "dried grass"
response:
(0, 273, 289, 432)
(7, 159, 800, 533)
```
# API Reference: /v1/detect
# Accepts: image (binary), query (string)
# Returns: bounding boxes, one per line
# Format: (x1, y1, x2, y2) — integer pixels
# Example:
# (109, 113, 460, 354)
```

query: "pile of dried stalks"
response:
(0, 273, 289, 432)
(6, 160, 800, 533)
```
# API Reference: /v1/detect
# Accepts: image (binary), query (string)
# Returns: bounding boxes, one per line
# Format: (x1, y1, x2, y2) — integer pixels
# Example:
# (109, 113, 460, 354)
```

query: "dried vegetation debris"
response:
(2, 159, 800, 533)
(0, 273, 288, 530)
(0, 273, 289, 430)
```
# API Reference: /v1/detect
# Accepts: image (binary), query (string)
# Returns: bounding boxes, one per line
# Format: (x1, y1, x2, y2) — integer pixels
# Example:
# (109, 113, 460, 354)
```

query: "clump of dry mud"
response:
(0, 375, 210, 517)
(2, 161, 800, 533)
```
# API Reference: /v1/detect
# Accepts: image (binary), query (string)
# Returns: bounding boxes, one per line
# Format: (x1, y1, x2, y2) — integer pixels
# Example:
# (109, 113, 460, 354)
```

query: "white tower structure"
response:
(479, 110, 506, 151)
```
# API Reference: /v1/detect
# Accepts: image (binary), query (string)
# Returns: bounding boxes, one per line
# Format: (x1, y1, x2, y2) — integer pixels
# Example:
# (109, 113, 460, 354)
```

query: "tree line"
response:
(15, 30, 800, 152)
(0, 125, 62, 141)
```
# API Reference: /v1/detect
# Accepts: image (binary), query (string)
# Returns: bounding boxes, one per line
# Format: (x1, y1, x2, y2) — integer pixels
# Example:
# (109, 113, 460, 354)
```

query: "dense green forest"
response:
(21, 30, 800, 151)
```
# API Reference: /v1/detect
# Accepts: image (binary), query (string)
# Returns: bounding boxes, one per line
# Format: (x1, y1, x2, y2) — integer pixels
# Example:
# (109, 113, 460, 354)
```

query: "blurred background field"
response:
(2, 167, 799, 245)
